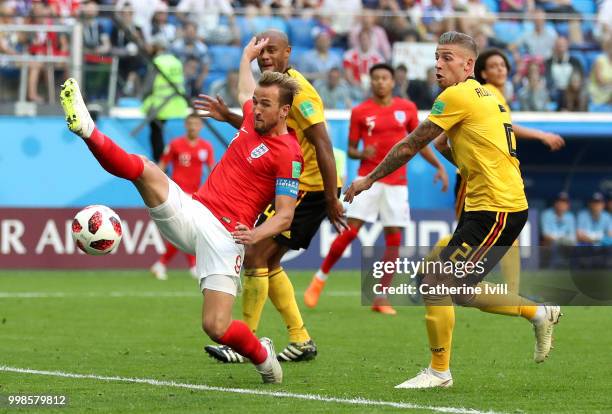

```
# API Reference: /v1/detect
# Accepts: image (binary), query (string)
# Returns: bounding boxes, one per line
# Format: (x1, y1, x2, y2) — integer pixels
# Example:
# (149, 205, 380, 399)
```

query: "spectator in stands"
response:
(392, 64, 409, 99)
(82, 1, 110, 56)
(298, 31, 342, 82)
(457, 0, 495, 38)
(535, 0, 582, 43)
(348, 9, 392, 60)
(407, 66, 439, 109)
(541, 192, 576, 246)
(595, 0, 612, 41)
(343, 30, 384, 89)
(512, 9, 557, 60)
(421, 0, 455, 41)
(209, 69, 240, 107)
(318, 0, 362, 46)
(48, 0, 80, 18)
(116, 0, 164, 43)
(500, 0, 534, 13)
(183, 56, 202, 98)
(518, 61, 551, 110)
(111, 2, 145, 97)
(545, 36, 583, 109)
(607, 192, 612, 215)
(172, 21, 209, 96)
(27, 0, 69, 103)
(312, 67, 356, 109)
(577, 192, 612, 245)
(177, 0, 238, 45)
(559, 70, 588, 111)
(588, 37, 612, 111)
(150, 2, 176, 48)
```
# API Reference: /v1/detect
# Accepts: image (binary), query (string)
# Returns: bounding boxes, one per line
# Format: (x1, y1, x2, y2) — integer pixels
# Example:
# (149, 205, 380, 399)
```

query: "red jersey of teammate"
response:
(349, 97, 419, 185)
(194, 100, 304, 232)
(161, 137, 215, 194)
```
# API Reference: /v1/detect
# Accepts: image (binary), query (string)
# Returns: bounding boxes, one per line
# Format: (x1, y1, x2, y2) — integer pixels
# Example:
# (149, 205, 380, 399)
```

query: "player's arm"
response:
(237, 37, 269, 107)
(157, 159, 168, 172)
(344, 119, 443, 201)
(418, 144, 449, 192)
(347, 139, 376, 160)
(433, 133, 456, 166)
(231, 182, 298, 246)
(304, 122, 348, 231)
(513, 124, 565, 151)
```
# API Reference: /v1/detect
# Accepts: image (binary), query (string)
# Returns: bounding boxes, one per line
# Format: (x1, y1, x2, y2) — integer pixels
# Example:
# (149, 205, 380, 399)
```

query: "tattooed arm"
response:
(344, 119, 444, 202)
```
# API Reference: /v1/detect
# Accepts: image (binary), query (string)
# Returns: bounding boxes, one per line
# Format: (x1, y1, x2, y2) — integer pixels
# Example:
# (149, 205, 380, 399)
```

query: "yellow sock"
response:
(470, 282, 538, 320)
(268, 267, 310, 343)
(500, 240, 520, 294)
(242, 268, 269, 333)
(425, 304, 455, 372)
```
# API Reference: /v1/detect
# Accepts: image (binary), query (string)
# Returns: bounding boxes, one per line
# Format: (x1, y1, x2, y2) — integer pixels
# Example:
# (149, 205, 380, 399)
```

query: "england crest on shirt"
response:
(394, 110, 406, 125)
(250, 143, 269, 159)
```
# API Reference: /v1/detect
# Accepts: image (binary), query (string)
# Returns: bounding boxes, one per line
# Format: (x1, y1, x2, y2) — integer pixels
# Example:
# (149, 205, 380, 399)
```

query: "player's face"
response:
(482, 54, 508, 88)
(256, 36, 290, 73)
(434, 44, 475, 89)
(185, 117, 202, 139)
(370, 68, 394, 99)
(252, 85, 289, 135)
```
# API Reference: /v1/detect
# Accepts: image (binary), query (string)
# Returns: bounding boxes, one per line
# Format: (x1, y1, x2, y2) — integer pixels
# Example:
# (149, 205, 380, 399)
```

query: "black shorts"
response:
(439, 209, 528, 284)
(255, 189, 340, 250)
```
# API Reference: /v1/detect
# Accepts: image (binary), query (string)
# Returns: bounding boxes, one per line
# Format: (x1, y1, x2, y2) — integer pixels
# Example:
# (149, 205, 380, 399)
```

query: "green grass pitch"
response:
(0, 270, 610, 413)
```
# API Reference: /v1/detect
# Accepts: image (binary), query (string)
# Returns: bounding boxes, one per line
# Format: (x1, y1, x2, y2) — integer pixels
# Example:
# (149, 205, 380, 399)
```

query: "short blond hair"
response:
(258, 71, 301, 106)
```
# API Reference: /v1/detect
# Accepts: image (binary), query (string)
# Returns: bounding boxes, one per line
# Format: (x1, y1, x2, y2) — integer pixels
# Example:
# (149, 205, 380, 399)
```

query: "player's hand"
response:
(326, 197, 348, 233)
(194, 94, 230, 122)
(344, 176, 374, 204)
(541, 132, 565, 151)
(362, 145, 376, 160)
(243, 36, 269, 61)
(232, 223, 258, 246)
(434, 167, 449, 192)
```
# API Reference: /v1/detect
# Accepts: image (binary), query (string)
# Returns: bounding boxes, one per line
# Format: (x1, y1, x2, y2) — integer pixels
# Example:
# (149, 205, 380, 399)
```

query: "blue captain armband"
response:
(276, 178, 299, 198)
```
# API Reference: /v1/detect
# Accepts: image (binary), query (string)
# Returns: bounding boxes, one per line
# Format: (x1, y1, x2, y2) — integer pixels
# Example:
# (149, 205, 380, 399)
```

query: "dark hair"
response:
(396, 64, 408, 72)
(369, 63, 395, 77)
(438, 31, 478, 57)
(186, 112, 202, 121)
(474, 48, 511, 85)
(258, 71, 301, 106)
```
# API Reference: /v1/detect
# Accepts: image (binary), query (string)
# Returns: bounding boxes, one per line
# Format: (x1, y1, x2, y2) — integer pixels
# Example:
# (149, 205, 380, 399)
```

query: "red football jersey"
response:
(349, 97, 419, 185)
(194, 100, 304, 232)
(161, 137, 215, 194)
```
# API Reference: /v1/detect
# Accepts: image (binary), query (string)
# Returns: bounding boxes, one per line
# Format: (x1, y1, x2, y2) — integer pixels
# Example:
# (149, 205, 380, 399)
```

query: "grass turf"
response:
(0, 270, 610, 413)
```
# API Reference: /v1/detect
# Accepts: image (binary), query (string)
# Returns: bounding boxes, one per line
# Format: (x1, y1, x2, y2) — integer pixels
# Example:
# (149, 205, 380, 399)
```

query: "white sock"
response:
(315, 269, 328, 282)
(530, 305, 547, 324)
(429, 366, 452, 380)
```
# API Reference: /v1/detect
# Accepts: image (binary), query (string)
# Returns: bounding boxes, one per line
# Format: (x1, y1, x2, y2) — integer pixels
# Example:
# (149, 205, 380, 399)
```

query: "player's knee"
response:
(202, 315, 231, 341)
(451, 293, 475, 306)
(243, 252, 266, 269)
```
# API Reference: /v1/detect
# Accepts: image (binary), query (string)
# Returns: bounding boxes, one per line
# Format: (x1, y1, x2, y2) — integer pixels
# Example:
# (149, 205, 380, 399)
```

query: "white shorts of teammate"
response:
(346, 177, 410, 226)
(148, 178, 244, 296)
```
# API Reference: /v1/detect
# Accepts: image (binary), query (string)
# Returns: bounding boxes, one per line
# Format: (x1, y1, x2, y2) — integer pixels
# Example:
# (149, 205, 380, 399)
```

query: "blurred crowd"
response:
(0, 0, 611, 109)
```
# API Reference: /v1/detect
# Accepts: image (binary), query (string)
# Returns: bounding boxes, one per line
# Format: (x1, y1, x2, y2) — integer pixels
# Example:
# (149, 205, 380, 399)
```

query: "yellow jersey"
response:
(286, 68, 341, 191)
(428, 78, 528, 212)
(484, 83, 510, 113)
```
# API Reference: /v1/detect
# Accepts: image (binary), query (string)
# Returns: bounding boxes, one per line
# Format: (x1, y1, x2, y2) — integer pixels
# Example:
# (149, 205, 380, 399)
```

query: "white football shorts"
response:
(148, 178, 244, 296)
(346, 178, 410, 226)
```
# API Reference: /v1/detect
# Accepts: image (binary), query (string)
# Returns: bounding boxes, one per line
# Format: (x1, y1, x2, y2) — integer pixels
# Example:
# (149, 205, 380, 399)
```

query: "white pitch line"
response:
(0, 291, 360, 299)
(0, 365, 501, 414)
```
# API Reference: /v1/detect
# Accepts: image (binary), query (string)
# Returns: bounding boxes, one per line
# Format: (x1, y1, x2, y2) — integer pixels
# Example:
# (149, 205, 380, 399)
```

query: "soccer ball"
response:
(71, 205, 122, 256)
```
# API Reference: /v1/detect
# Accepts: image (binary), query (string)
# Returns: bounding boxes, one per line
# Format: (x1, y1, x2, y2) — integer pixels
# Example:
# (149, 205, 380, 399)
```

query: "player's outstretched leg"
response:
(61, 78, 169, 209)
(202, 289, 282, 383)
(304, 224, 360, 308)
